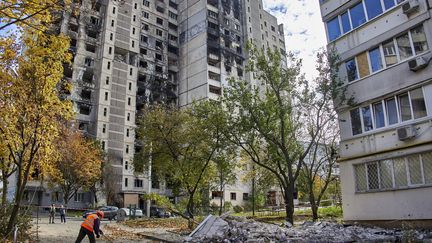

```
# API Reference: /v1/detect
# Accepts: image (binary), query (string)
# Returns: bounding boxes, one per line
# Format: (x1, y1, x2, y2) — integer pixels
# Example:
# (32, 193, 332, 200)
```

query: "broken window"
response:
(155, 40, 163, 50)
(208, 71, 220, 81)
(156, 6, 165, 13)
(79, 104, 91, 115)
(156, 17, 163, 25)
(168, 22, 177, 31)
(169, 0, 177, 9)
(169, 11, 177, 20)
(81, 89, 91, 100)
(169, 34, 178, 42)
(82, 70, 93, 83)
(209, 85, 221, 95)
(168, 45, 178, 55)
(237, 68, 243, 77)
(155, 65, 163, 73)
(155, 53, 162, 61)
(211, 191, 223, 199)
(84, 57, 93, 67)
(208, 10, 218, 19)
(86, 44, 96, 53)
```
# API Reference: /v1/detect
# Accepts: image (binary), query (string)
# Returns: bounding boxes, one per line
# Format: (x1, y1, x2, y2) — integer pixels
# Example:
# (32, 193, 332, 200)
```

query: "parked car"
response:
(150, 206, 170, 218)
(118, 208, 143, 218)
(82, 206, 119, 220)
(97, 206, 119, 220)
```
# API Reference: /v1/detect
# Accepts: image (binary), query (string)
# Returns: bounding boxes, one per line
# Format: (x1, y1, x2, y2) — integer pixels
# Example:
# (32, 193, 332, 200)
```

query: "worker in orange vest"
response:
(75, 210, 104, 243)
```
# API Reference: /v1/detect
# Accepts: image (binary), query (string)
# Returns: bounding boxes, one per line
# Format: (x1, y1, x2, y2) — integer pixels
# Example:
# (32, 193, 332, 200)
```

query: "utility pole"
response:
(252, 164, 255, 216)
(146, 142, 152, 218)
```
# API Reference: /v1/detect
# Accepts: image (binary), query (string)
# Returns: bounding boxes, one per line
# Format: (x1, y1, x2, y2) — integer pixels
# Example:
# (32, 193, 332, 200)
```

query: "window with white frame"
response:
(345, 25, 428, 82)
(349, 87, 427, 136)
(355, 152, 432, 192)
(327, 0, 407, 41)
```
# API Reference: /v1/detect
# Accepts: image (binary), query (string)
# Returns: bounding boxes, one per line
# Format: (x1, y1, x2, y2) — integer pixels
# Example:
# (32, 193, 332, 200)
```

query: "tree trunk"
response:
(6, 172, 23, 236)
(308, 185, 319, 221)
(186, 193, 195, 229)
(219, 193, 223, 216)
(2, 175, 8, 206)
(284, 184, 295, 224)
(219, 177, 223, 216)
(64, 194, 69, 207)
(311, 202, 318, 221)
(89, 185, 98, 206)
(186, 193, 195, 219)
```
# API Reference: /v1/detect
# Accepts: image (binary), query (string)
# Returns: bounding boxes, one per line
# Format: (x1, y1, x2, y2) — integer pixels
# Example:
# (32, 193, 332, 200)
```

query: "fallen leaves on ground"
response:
(102, 224, 146, 240)
(123, 218, 190, 233)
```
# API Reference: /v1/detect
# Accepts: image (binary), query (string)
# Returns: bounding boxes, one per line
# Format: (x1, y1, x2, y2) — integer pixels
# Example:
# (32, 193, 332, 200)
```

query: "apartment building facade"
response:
(29, 0, 286, 209)
(321, 0, 432, 223)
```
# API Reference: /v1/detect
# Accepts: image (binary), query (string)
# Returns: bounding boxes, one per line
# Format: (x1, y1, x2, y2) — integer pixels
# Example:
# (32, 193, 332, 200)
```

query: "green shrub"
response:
(233, 205, 244, 213)
(318, 206, 343, 218)
(320, 200, 332, 207)
(0, 205, 33, 241)
(223, 201, 232, 212)
(210, 202, 219, 215)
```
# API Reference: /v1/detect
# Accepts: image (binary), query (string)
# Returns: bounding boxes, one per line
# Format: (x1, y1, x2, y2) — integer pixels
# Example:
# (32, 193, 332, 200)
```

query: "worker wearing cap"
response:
(75, 210, 104, 243)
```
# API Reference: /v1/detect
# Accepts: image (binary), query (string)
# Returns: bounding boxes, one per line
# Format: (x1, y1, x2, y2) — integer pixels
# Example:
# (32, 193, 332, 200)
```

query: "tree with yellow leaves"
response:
(49, 126, 103, 206)
(0, 0, 70, 31)
(0, 29, 72, 236)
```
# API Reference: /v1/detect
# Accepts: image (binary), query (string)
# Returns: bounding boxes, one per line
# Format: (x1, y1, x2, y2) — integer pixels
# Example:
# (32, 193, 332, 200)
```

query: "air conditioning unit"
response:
(409, 56, 429, 71)
(402, 0, 420, 15)
(397, 125, 416, 140)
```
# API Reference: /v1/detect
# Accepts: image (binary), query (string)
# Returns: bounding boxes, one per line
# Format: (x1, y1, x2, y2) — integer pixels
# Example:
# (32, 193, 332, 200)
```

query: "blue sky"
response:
(1, 1, 326, 79)
(263, 0, 327, 79)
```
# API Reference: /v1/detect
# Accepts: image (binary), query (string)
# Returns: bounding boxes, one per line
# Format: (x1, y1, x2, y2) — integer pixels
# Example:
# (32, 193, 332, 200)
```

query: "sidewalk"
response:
(32, 217, 163, 242)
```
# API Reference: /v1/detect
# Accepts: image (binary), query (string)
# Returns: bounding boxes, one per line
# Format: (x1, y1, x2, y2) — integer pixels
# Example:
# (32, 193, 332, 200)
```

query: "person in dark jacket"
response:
(59, 205, 66, 224)
(75, 210, 104, 243)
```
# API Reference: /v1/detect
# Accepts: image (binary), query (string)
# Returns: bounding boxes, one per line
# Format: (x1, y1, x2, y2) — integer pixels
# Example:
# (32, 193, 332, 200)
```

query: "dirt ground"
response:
(32, 216, 180, 242)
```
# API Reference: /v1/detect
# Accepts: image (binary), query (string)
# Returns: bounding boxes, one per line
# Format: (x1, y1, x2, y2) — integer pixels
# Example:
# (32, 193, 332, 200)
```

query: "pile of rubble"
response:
(186, 215, 432, 242)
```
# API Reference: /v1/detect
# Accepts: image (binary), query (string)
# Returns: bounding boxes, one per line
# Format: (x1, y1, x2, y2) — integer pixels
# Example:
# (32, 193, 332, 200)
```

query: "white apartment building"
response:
(321, 0, 432, 225)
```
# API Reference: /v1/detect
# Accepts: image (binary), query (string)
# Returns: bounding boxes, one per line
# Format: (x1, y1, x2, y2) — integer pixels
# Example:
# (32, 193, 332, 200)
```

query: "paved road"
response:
(32, 217, 153, 242)
(33, 217, 183, 243)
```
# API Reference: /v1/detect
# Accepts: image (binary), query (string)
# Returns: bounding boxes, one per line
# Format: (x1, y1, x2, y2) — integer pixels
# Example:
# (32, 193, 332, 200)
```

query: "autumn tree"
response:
(0, 0, 70, 31)
(0, 30, 72, 236)
(48, 126, 103, 206)
(221, 46, 343, 224)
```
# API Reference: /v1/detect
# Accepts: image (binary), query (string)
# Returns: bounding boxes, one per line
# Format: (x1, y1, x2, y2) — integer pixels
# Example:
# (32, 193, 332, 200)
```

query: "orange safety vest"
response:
(81, 213, 99, 232)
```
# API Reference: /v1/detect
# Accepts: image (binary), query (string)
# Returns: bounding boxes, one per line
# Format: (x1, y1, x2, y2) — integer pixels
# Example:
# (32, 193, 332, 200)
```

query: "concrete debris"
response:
(186, 216, 432, 242)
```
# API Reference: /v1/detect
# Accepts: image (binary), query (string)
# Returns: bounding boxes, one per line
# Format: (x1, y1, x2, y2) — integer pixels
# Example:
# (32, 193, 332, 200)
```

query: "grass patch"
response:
(232, 206, 343, 224)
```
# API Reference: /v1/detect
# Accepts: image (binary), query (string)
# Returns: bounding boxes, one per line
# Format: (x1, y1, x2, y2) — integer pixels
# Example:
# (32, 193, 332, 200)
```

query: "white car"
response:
(117, 208, 143, 219)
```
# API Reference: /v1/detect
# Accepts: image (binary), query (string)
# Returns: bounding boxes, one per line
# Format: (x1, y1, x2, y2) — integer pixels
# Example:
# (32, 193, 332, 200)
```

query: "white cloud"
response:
(263, 0, 327, 80)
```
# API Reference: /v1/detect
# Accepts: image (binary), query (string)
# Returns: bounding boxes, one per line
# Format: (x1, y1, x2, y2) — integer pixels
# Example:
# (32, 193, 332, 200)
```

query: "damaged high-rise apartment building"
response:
(30, 0, 286, 208)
